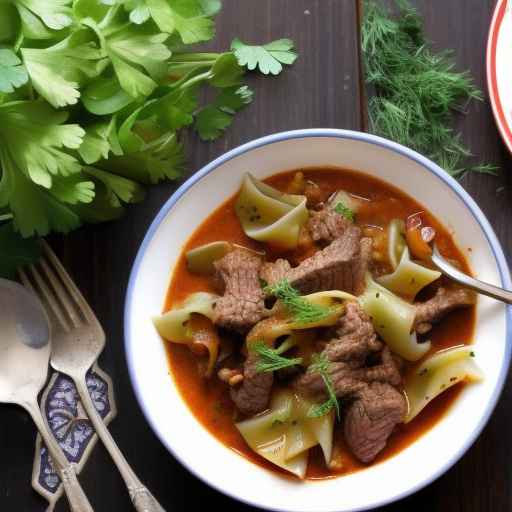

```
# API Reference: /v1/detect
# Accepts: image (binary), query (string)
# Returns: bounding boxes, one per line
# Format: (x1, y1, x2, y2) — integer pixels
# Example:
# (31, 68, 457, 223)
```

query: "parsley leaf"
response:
(231, 38, 297, 75)
(21, 33, 106, 108)
(334, 201, 355, 222)
(194, 85, 253, 141)
(0, 101, 85, 189)
(0, 49, 28, 93)
(264, 279, 331, 325)
(307, 353, 340, 420)
(253, 342, 303, 373)
(11, 0, 73, 39)
(123, 0, 216, 44)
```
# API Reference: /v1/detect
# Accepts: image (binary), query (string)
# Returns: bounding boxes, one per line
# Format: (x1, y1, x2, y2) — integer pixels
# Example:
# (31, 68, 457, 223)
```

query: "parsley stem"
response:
(170, 53, 225, 63)
(177, 71, 213, 91)
(0, 214, 13, 222)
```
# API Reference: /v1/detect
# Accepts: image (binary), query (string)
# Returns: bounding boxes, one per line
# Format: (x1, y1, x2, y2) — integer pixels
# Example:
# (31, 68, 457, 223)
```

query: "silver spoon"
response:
(431, 243, 512, 304)
(0, 279, 94, 512)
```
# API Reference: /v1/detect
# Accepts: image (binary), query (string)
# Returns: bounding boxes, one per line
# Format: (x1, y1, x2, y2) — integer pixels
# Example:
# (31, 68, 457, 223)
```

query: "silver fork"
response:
(19, 241, 165, 512)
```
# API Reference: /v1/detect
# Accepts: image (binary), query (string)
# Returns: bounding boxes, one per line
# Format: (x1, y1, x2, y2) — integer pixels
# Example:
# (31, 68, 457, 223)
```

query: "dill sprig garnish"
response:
(264, 279, 331, 324)
(307, 353, 340, 420)
(253, 342, 303, 373)
(362, 0, 498, 178)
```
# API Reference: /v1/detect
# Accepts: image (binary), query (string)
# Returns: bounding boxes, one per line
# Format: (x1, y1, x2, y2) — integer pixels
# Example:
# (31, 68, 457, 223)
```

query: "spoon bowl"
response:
(0, 279, 51, 405)
(0, 278, 94, 512)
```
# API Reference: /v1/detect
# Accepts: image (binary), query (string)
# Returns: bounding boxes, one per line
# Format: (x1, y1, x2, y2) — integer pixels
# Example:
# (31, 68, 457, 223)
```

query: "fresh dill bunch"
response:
(307, 353, 340, 420)
(362, 0, 498, 177)
(334, 201, 355, 222)
(253, 342, 303, 373)
(264, 279, 331, 324)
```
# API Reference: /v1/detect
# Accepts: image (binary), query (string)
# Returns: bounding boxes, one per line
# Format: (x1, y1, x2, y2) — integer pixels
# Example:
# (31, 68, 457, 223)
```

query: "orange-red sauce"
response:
(164, 168, 475, 479)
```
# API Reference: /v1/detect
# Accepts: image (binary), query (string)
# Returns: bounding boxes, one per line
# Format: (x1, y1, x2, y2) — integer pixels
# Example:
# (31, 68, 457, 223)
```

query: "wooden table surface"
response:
(2, 1, 511, 511)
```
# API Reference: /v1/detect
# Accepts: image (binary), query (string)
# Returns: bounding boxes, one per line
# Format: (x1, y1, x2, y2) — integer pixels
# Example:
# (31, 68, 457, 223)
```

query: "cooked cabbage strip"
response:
(248, 290, 355, 349)
(404, 346, 483, 422)
(236, 173, 308, 249)
(236, 390, 334, 478)
(188, 314, 220, 377)
(152, 292, 218, 343)
(378, 247, 441, 299)
(359, 277, 431, 361)
(387, 218, 406, 270)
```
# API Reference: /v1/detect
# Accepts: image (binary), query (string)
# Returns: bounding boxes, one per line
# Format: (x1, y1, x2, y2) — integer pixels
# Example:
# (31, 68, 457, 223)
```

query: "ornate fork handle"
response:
(24, 398, 94, 512)
(75, 376, 166, 512)
(130, 486, 166, 512)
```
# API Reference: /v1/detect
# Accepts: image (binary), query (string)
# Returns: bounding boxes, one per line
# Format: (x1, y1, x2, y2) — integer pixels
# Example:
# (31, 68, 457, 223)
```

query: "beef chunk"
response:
(324, 302, 382, 363)
(294, 303, 401, 399)
(344, 382, 406, 463)
(307, 207, 351, 244)
(293, 300, 404, 463)
(295, 346, 401, 400)
(230, 353, 273, 416)
(260, 258, 291, 288)
(213, 250, 265, 333)
(414, 287, 476, 334)
(260, 227, 372, 296)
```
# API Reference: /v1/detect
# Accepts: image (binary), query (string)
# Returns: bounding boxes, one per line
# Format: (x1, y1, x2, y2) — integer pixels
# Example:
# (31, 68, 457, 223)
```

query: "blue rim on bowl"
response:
(124, 129, 512, 511)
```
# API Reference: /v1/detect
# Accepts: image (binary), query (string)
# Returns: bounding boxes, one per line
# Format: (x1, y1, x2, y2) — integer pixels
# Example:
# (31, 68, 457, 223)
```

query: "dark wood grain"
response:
(1, 1, 511, 511)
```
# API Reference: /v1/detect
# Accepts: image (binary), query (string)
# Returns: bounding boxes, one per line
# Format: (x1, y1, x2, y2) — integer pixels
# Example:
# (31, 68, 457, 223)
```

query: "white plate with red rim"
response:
(487, 0, 512, 153)
(124, 129, 511, 512)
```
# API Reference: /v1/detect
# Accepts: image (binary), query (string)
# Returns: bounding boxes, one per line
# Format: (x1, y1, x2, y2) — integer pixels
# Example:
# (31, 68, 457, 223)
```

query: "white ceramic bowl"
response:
(124, 129, 511, 512)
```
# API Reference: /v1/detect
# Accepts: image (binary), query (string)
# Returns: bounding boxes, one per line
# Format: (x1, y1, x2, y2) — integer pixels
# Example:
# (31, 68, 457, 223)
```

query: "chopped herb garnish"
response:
(419, 368, 428, 376)
(265, 279, 332, 324)
(271, 419, 285, 428)
(307, 353, 340, 420)
(470, 351, 475, 357)
(376, 292, 380, 298)
(362, 0, 497, 177)
(253, 342, 303, 373)
(334, 201, 355, 222)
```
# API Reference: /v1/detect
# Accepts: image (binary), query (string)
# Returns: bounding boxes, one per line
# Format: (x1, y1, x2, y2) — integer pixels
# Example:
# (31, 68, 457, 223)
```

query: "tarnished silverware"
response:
(0, 279, 94, 512)
(431, 243, 512, 305)
(19, 242, 165, 512)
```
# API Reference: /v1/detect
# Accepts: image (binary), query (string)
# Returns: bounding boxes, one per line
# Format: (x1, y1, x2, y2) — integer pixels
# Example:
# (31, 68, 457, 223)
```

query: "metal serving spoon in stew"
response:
(430, 243, 512, 305)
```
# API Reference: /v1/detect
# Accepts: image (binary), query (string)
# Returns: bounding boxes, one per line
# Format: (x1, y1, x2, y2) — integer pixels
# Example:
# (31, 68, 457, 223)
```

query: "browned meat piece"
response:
(294, 346, 401, 399)
(324, 302, 382, 363)
(307, 207, 351, 244)
(260, 258, 291, 288)
(344, 382, 406, 463)
(213, 250, 265, 333)
(293, 300, 404, 463)
(414, 287, 476, 334)
(260, 227, 372, 296)
(230, 353, 273, 416)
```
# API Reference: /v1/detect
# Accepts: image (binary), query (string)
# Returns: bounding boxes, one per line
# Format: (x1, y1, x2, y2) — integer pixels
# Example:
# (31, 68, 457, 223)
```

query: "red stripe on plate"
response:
(487, 0, 512, 154)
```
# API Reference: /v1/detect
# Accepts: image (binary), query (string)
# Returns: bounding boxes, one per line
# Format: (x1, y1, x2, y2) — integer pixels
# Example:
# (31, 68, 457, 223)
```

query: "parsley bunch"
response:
(362, 0, 497, 178)
(0, 0, 297, 276)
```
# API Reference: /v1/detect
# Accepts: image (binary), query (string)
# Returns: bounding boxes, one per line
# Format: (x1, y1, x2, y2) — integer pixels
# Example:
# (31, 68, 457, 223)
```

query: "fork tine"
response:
(41, 241, 96, 324)
(19, 265, 71, 332)
(39, 258, 83, 328)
